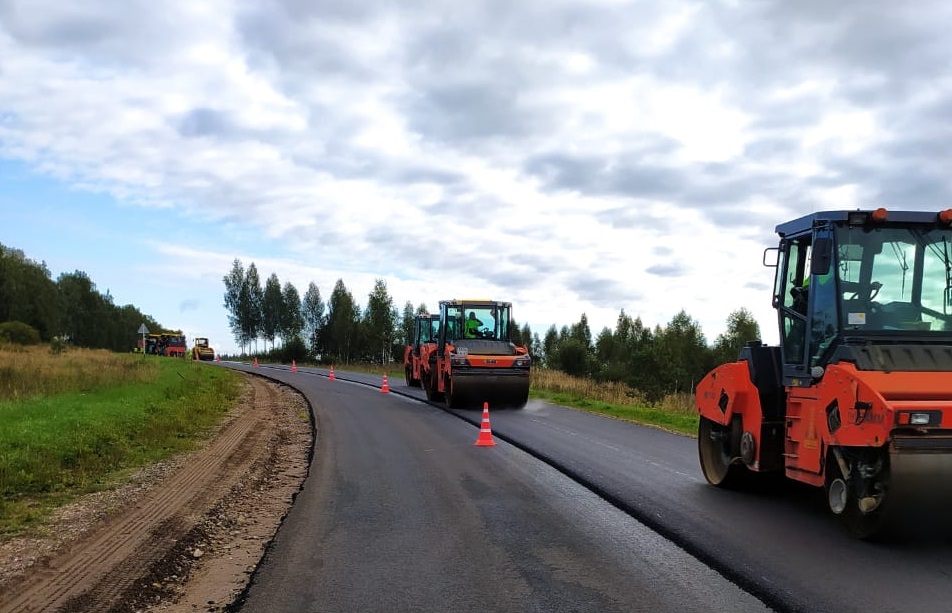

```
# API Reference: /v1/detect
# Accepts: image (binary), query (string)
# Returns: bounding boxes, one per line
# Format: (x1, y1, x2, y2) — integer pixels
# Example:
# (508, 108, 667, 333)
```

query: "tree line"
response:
(0, 242, 765, 400)
(223, 258, 763, 401)
(222, 258, 404, 364)
(541, 308, 761, 402)
(0, 242, 169, 350)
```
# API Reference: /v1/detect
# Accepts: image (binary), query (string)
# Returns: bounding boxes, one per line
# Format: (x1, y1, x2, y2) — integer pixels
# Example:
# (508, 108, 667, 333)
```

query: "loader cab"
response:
(773, 209, 952, 386)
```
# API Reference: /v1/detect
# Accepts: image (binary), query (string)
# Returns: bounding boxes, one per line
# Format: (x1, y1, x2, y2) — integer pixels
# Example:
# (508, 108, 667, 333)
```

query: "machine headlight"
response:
(896, 410, 942, 427)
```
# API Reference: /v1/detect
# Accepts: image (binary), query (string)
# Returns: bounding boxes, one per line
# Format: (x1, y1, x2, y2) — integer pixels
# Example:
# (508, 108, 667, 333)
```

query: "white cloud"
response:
(3, 0, 952, 355)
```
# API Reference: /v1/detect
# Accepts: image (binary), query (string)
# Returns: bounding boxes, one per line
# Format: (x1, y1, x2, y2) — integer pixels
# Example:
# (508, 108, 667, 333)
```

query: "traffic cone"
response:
(474, 402, 496, 447)
(291, 359, 297, 373)
(381, 372, 390, 393)
(253, 356, 259, 368)
(329, 365, 336, 381)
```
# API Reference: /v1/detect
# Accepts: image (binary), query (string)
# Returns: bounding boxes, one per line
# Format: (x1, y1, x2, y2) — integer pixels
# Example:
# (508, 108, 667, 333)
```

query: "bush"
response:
(279, 336, 309, 363)
(49, 336, 69, 355)
(0, 321, 41, 346)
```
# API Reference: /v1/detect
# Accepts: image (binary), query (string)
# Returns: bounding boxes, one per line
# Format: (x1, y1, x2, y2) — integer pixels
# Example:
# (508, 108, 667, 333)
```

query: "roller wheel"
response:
(512, 388, 529, 410)
(426, 371, 444, 402)
(698, 416, 747, 488)
(423, 370, 436, 400)
(445, 377, 459, 409)
(825, 454, 887, 540)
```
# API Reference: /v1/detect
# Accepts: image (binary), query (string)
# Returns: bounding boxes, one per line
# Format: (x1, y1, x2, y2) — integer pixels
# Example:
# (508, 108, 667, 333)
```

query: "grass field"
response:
(0, 346, 242, 535)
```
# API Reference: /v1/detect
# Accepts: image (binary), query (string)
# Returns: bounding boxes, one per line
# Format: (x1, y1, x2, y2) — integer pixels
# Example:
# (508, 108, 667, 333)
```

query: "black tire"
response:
(825, 453, 888, 540)
(698, 416, 748, 488)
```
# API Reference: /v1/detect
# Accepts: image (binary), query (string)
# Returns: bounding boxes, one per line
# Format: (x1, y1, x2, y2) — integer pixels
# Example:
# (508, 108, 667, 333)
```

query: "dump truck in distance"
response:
(421, 299, 531, 409)
(192, 337, 215, 361)
(404, 314, 439, 387)
(696, 208, 952, 538)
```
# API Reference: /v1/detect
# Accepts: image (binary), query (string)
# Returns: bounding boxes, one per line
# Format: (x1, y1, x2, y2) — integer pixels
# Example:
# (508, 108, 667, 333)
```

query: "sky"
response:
(2, 0, 952, 356)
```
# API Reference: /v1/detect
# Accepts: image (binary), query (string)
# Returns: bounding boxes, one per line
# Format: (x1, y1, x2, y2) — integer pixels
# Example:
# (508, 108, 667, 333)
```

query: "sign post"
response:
(138, 323, 149, 356)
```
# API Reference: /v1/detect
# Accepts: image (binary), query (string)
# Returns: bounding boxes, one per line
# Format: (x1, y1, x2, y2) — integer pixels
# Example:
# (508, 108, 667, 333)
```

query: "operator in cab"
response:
(464, 312, 484, 338)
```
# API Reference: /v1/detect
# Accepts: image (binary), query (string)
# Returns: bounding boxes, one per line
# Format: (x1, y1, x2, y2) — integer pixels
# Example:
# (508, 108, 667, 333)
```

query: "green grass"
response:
(0, 355, 242, 535)
(528, 388, 699, 435)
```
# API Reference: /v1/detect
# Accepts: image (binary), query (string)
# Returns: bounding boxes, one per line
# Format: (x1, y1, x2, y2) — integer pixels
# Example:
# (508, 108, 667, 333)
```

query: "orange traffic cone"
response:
(381, 372, 390, 393)
(329, 365, 336, 380)
(253, 356, 259, 368)
(474, 402, 496, 447)
(291, 359, 297, 373)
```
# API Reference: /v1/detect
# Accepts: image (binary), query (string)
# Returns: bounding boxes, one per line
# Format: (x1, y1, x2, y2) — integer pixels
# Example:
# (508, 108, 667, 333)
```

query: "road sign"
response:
(137, 324, 149, 355)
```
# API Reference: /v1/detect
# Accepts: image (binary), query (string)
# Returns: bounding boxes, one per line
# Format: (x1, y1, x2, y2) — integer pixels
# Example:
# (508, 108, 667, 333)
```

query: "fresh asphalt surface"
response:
(225, 363, 952, 613)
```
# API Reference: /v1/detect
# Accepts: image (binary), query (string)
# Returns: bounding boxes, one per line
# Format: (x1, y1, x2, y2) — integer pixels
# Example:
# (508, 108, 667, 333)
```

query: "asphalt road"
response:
(223, 363, 770, 613)
(229, 364, 952, 613)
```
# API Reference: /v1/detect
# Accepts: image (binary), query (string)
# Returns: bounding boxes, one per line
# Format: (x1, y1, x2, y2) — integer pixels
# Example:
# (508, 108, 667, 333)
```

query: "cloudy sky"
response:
(2, 0, 951, 355)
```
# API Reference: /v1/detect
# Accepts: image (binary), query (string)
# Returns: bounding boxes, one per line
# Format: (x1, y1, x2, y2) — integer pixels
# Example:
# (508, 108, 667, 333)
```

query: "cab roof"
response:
(439, 299, 512, 307)
(776, 209, 951, 237)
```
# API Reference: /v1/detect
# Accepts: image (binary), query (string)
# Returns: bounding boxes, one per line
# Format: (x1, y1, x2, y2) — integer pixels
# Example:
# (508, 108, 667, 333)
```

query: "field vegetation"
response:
(0, 346, 241, 535)
(529, 368, 697, 435)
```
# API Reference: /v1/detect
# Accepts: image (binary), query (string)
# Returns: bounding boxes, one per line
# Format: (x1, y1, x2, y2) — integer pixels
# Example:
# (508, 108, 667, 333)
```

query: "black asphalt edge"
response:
(215, 364, 318, 613)
(226, 364, 797, 613)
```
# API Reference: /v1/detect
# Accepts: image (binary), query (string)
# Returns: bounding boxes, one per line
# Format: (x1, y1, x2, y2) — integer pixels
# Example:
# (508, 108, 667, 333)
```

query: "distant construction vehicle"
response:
(161, 334, 187, 358)
(136, 332, 187, 357)
(192, 337, 215, 361)
(696, 208, 952, 538)
(421, 299, 531, 409)
(136, 333, 161, 355)
(404, 314, 439, 387)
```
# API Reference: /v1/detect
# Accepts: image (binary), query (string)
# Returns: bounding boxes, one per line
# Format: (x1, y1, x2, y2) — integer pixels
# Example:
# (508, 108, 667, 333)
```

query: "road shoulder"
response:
(0, 373, 312, 613)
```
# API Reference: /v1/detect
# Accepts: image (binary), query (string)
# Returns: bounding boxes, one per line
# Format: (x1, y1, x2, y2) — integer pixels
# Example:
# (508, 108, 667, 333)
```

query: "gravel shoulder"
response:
(0, 373, 313, 613)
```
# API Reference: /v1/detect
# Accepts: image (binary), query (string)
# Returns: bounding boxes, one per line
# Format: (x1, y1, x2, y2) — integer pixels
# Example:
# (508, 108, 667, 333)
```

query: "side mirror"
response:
(811, 237, 832, 276)
(763, 247, 779, 267)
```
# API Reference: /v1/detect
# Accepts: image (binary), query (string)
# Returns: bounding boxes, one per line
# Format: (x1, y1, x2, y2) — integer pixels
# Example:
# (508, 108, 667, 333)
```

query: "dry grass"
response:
(0, 346, 157, 402)
(531, 368, 695, 415)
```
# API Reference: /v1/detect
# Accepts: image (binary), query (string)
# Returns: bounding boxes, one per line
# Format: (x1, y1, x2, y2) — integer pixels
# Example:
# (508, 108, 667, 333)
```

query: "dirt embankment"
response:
(0, 373, 313, 613)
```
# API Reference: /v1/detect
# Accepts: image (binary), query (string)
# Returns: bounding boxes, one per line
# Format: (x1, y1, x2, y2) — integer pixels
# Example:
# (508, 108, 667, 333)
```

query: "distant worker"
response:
(464, 311, 484, 338)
